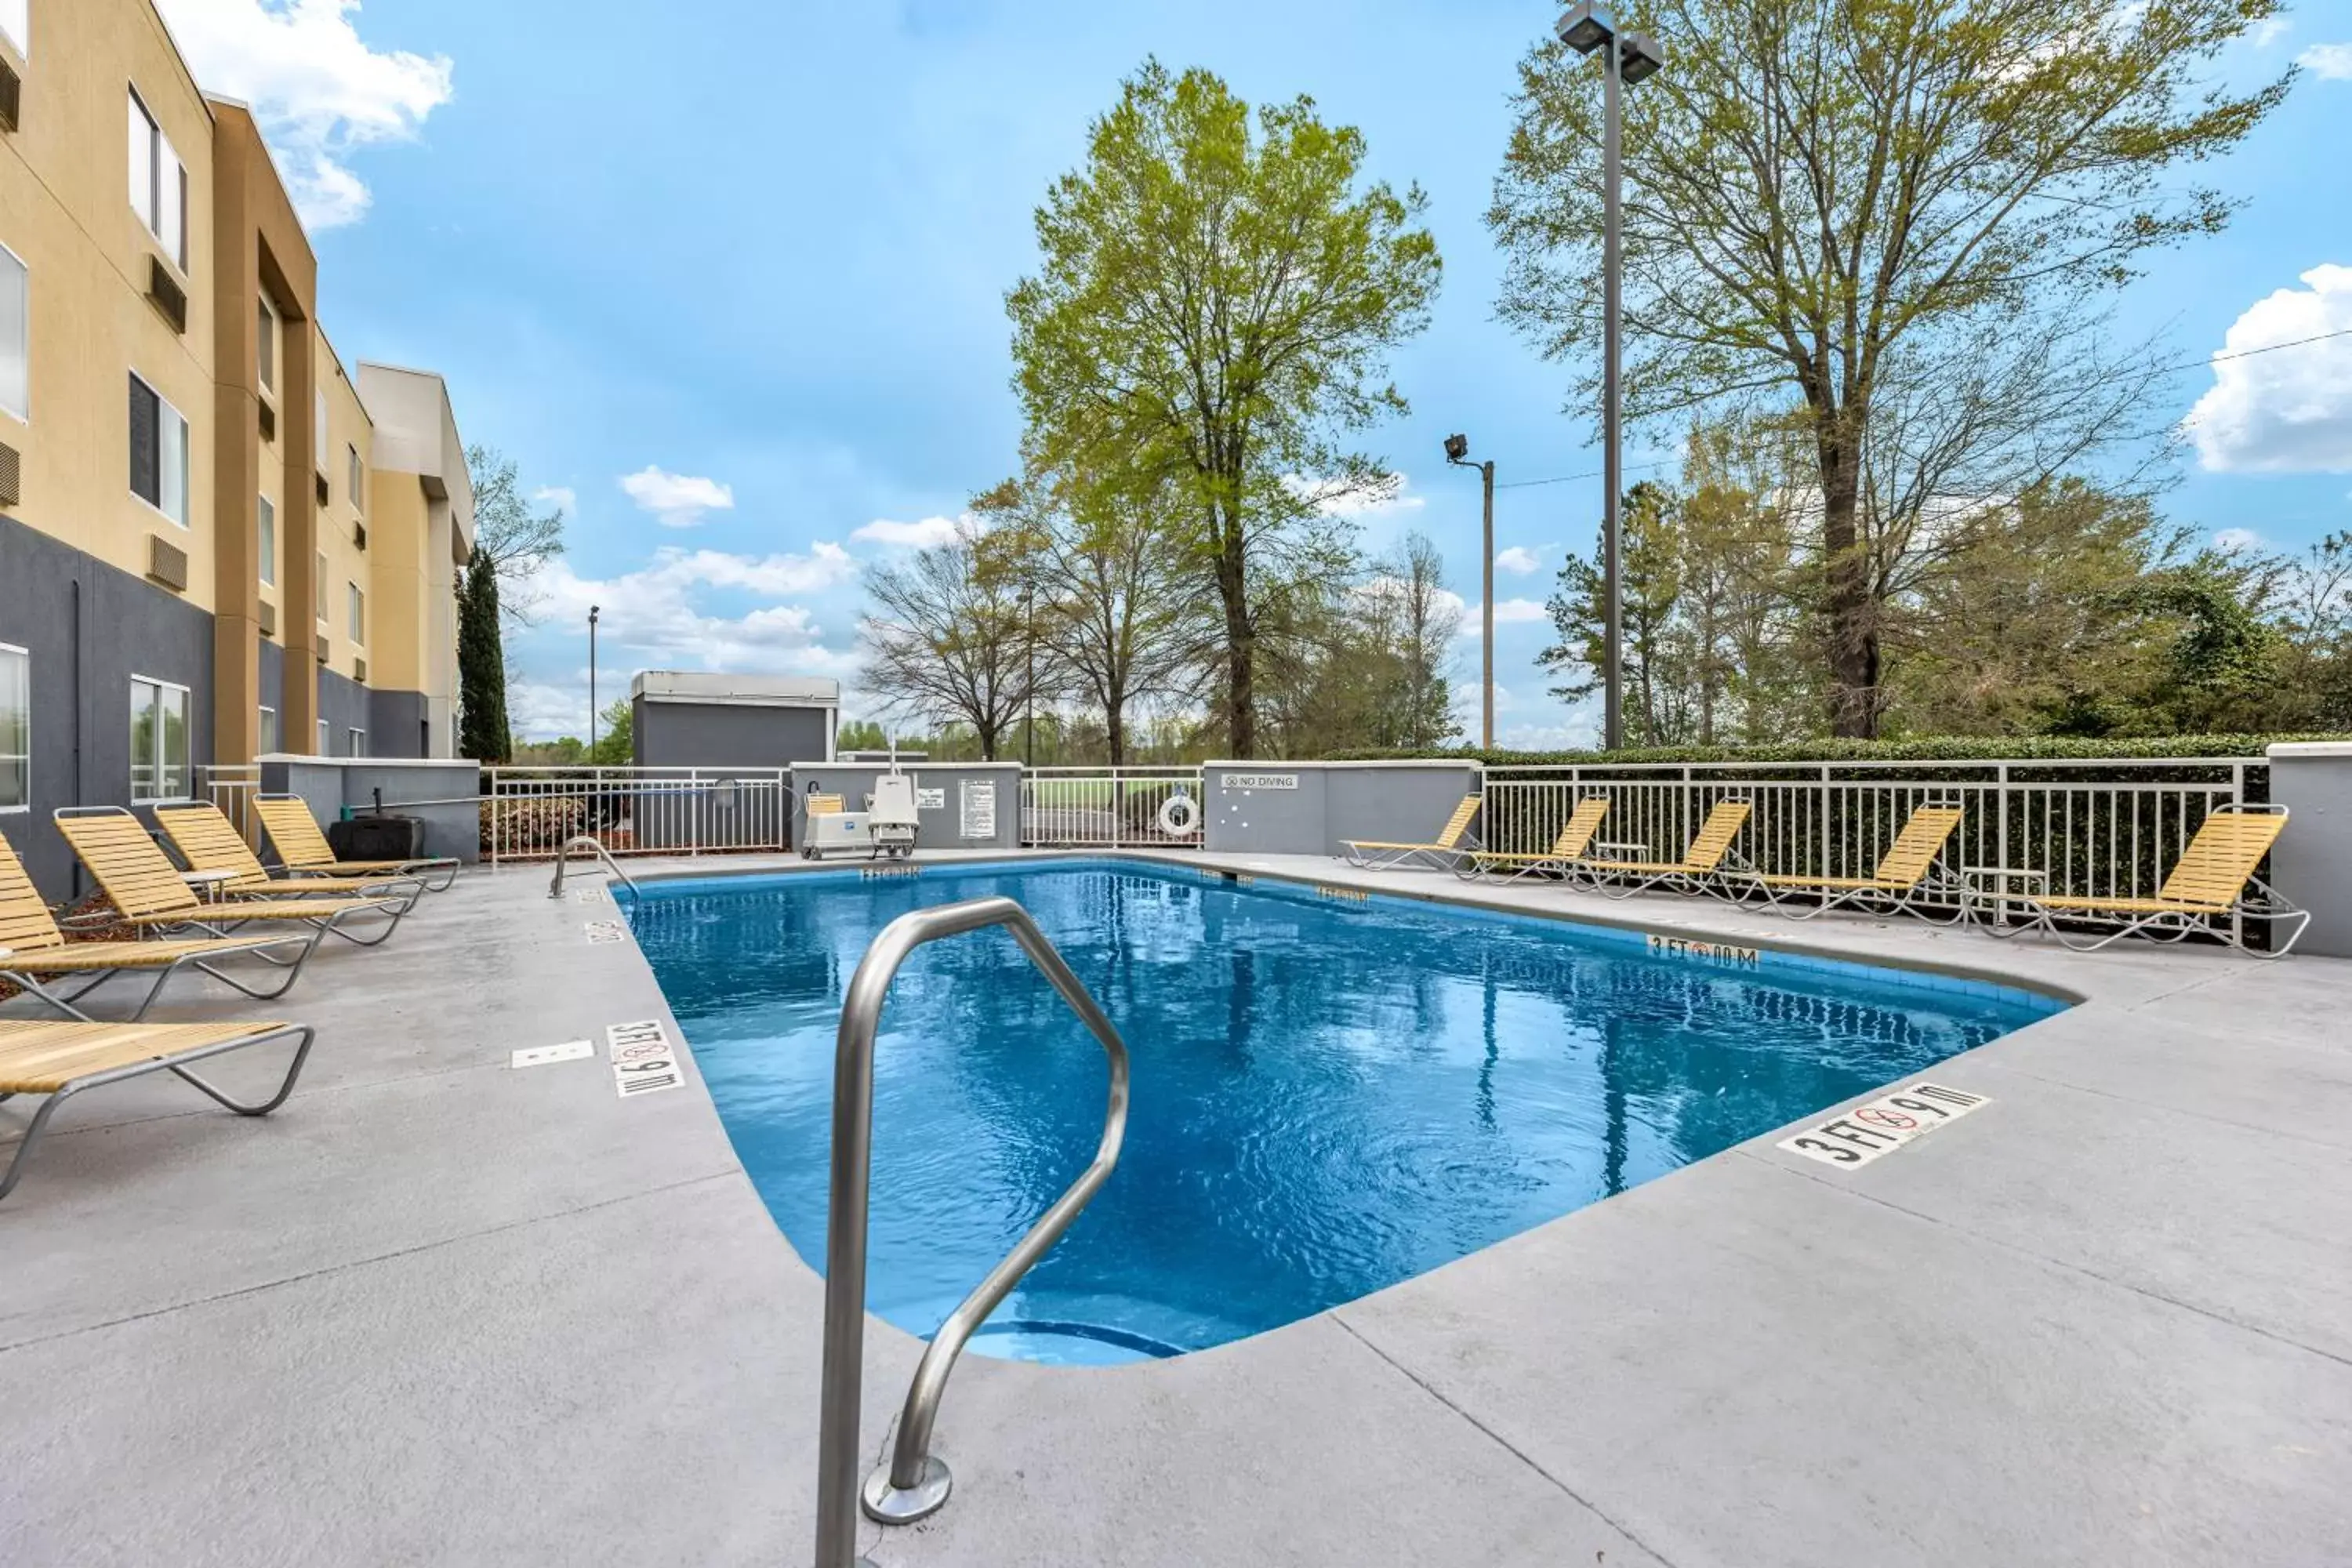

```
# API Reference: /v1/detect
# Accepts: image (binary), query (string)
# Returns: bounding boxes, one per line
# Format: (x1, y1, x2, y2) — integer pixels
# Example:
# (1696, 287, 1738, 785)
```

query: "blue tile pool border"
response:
(621, 855, 2078, 1019)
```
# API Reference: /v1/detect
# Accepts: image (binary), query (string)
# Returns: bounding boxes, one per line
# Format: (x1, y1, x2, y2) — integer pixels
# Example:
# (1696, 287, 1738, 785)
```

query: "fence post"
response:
(1817, 765, 1831, 880)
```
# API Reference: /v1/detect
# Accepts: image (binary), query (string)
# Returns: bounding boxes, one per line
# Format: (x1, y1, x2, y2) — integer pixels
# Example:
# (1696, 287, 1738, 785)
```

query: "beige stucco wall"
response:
(312, 326, 370, 686)
(0, 0, 219, 606)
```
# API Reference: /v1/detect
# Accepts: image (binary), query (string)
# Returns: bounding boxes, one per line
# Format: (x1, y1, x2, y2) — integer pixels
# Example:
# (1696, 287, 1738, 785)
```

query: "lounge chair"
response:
(55, 808, 409, 947)
(1569, 800, 1752, 899)
(1457, 797, 1610, 882)
(1740, 804, 1966, 923)
(154, 801, 423, 912)
(1980, 804, 2308, 956)
(1341, 796, 1483, 872)
(0, 1018, 318, 1203)
(0, 832, 323, 1021)
(252, 794, 460, 891)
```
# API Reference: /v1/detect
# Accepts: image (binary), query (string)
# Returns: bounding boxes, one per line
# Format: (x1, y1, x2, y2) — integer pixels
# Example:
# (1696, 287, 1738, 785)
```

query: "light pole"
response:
(1444, 434, 1496, 751)
(587, 604, 601, 760)
(1556, 2, 1663, 751)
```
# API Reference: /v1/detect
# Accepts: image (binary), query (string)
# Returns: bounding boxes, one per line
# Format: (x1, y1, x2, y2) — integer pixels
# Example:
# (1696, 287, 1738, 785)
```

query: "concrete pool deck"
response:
(1, 848, 2347, 1566)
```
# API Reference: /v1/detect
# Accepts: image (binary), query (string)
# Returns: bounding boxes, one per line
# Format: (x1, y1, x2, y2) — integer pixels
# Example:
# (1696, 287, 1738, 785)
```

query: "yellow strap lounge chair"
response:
(0, 830, 323, 1021)
(1341, 796, 1483, 872)
(252, 793, 460, 891)
(55, 808, 409, 948)
(0, 1018, 317, 1203)
(1457, 797, 1611, 882)
(1743, 804, 1967, 923)
(1570, 800, 1753, 900)
(1984, 804, 2308, 956)
(154, 801, 423, 912)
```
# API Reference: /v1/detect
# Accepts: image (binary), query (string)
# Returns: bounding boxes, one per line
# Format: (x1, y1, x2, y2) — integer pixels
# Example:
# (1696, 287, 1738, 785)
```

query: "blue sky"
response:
(161, 0, 2352, 745)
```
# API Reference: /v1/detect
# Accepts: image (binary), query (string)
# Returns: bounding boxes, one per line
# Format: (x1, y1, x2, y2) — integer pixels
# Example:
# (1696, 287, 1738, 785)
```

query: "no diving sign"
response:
(1777, 1083, 1990, 1168)
(607, 1018, 685, 1100)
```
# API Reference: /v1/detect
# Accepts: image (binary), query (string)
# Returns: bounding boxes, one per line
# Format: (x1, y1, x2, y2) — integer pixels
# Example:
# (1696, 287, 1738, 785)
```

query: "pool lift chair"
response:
(802, 747, 921, 862)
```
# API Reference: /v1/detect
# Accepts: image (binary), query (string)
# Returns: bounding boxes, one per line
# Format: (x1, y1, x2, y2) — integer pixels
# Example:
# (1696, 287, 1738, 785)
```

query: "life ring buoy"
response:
(1157, 793, 1200, 836)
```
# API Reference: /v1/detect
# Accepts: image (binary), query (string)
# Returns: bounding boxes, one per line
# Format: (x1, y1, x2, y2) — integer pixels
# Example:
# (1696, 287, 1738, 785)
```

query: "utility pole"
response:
(1444, 434, 1497, 750)
(587, 604, 601, 760)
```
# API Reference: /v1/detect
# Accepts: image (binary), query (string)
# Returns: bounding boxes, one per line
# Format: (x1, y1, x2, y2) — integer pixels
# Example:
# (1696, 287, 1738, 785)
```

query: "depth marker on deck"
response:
(1777, 1083, 1991, 1169)
(584, 920, 628, 945)
(608, 1019, 684, 1099)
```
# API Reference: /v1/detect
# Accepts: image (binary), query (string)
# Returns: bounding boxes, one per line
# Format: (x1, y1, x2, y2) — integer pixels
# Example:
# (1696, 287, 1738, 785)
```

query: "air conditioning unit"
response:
(354, 522, 368, 551)
(259, 600, 277, 637)
(315, 633, 329, 662)
(315, 473, 330, 507)
(354, 656, 368, 684)
(258, 400, 277, 444)
(0, 440, 19, 508)
(148, 534, 189, 592)
(0, 59, 21, 134)
(147, 259, 187, 334)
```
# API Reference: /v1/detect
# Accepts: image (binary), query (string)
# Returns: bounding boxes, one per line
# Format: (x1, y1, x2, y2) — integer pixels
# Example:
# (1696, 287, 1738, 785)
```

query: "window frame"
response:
(257, 295, 277, 399)
(127, 88, 188, 274)
(0, 0, 28, 60)
(128, 369, 191, 528)
(258, 704, 278, 757)
(348, 443, 364, 514)
(315, 550, 328, 627)
(316, 717, 329, 755)
(348, 581, 365, 648)
(128, 672, 191, 804)
(0, 240, 27, 424)
(258, 493, 277, 588)
(346, 728, 367, 759)
(0, 641, 28, 816)
(314, 387, 328, 474)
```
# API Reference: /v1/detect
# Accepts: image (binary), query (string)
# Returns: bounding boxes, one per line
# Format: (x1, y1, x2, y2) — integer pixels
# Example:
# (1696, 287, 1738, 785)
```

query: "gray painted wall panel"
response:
(2269, 750, 2352, 957)
(259, 757, 483, 864)
(788, 764, 1022, 851)
(319, 668, 371, 756)
(1202, 764, 1484, 858)
(1, 514, 217, 898)
(368, 690, 430, 759)
(634, 698, 831, 769)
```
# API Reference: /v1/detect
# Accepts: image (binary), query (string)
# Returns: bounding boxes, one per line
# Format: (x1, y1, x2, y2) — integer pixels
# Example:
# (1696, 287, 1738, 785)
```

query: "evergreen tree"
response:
(457, 546, 510, 763)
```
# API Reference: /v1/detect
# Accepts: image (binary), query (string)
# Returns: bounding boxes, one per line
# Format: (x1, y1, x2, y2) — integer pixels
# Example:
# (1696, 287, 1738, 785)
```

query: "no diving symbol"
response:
(1855, 1105, 1920, 1132)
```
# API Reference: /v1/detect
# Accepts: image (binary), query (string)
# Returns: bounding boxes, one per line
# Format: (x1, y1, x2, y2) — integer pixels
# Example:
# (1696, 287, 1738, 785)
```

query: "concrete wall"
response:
(318, 666, 372, 756)
(634, 699, 832, 770)
(788, 763, 1023, 851)
(1, 513, 220, 898)
(1203, 761, 1486, 858)
(259, 755, 481, 865)
(2268, 743, 2352, 958)
(367, 688, 430, 759)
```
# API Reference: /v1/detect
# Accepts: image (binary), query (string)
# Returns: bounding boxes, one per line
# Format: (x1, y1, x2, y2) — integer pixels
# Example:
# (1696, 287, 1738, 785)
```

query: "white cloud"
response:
(851, 515, 964, 548)
(2252, 17, 2291, 49)
(156, 0, 454, 231)
(2213, 527, 2264, 553)
(533, 486, 579, 517)
(1494, 546, 1548, 576)
(515, 543, 858, 684)
(2186, 264, 2352, 473)
(1283, 472, 1426, 520)
(1455, 598, 1550, 637)
(620, 466, 736, 528)
(2298, 42, 2352, 78)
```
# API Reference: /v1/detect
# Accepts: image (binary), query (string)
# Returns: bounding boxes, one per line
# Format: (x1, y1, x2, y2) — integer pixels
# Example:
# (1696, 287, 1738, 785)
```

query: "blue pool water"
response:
(626, 861, 2064, 1364)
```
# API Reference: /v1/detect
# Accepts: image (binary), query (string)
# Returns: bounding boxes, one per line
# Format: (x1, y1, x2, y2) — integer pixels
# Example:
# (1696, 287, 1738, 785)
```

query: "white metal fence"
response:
(198, 764, 263, 844)
(1022, 769, 1207, 848)
(481, 768, 793, 863)
(1482, 759, 2258, 921)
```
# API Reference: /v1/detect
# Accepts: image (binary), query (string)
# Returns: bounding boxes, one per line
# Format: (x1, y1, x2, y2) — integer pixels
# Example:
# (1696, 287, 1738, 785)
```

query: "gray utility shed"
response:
(630, 673, 839, 769)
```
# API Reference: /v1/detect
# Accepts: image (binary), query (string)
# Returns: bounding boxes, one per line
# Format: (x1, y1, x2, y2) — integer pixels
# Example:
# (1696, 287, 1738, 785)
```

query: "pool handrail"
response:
(814, 895, 1131, 1566)
(546, 836, 640, 900)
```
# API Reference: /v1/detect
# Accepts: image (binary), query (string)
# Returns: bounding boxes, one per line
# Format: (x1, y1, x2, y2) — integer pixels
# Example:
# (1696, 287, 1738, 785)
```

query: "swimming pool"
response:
(626, 860, 2065, 1364)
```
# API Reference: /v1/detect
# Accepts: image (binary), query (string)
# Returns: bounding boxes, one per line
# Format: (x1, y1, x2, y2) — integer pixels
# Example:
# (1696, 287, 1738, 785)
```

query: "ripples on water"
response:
(628, 864, 2063, 1363)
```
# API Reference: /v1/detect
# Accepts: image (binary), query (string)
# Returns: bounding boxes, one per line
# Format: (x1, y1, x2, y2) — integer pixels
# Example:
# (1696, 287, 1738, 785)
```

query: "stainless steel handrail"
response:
(813, 896, 1131, 1568)
(547, 835, 641, 899)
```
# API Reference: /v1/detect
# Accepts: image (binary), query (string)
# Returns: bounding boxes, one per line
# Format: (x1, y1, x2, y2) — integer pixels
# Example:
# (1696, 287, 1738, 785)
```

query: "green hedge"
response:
(1319, 733, 2347, 768)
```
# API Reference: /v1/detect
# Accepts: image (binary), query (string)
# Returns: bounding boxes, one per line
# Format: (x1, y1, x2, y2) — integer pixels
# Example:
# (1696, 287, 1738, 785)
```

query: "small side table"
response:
(181, 869, 238, 903)
(1588, 840, 1650, 863)
(1959, 866, 2046, 927)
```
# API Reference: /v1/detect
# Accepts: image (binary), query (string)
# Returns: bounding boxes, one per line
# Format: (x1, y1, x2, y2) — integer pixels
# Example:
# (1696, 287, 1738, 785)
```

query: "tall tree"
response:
(465, 444, 568, 629)
(1491, 0, 2291, 735)
(975, 473, 1213, 767)
(456, 546, 510, 763)
(1009, 60, 1442, 757)
(857, 520, 1040, 760)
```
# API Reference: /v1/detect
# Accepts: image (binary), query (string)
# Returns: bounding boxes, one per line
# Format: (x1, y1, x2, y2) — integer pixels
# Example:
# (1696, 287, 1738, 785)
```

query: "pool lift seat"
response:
(810, 896, 1131, 1568)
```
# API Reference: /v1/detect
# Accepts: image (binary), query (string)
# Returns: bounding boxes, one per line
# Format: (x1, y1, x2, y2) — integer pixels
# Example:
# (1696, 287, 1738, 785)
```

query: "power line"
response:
(1491, 327, 2352, 493)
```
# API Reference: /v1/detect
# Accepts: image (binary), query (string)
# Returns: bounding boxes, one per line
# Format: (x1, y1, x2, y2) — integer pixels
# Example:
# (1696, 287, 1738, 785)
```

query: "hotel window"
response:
(129, 674, 189, 803)
(128, 90, 187, 271)
(316, 718, 329, 754)
(129, 372, 191, 526)
(316, 551, 328, 626)
(0, 0, 27, 58)
(259, 705, 279, 756)
(346, 728, 367, 758)
(348, 444, 364, 513)
(0, 243, 25, 423)
(257, 296, 277, 397)
(348, 583, 365, 645)
(0, 643, 27, 813)
(258, 495, 277, 587)
(314, 387, 328, 472)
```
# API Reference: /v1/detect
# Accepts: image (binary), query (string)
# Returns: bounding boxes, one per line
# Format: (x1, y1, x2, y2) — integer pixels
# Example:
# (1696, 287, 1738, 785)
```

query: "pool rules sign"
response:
(1776, 1083, 1989, 1168)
